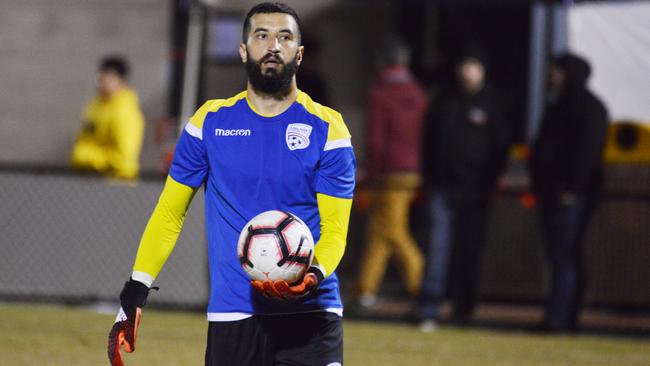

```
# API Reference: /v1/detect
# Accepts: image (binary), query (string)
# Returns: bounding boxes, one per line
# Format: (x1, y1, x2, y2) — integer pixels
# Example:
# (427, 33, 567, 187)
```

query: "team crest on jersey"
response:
(286, 123, 312, 150)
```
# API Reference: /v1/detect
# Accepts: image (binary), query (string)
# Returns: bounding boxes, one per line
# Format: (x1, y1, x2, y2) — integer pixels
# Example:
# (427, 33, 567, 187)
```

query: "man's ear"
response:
(239, 43, 247, 63)
(296, 46, 304, 67)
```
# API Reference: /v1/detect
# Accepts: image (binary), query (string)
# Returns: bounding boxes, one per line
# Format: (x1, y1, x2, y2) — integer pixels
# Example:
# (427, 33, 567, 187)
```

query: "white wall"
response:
(568, 1, 650, 122)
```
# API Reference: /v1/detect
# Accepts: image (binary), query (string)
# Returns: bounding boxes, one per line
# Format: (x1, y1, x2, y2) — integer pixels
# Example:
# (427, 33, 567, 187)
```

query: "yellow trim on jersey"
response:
(202, 90, 351, 142)
(133, 176, 197, 279)
(189, 91, 247, 129)
(244, 92, 287, 118)
(296, 90, 351, 142)
(313, 193, 353, 277)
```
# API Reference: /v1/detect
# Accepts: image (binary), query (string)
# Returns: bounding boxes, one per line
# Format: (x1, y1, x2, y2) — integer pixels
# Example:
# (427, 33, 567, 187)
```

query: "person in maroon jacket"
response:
(355, 35, 428, 311)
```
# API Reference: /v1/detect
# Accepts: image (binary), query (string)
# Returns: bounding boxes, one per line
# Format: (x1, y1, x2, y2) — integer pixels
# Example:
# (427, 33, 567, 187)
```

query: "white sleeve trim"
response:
(131, 271, 154, 288)
(184, 122, 203, 140)
(323, 138, 352, 151)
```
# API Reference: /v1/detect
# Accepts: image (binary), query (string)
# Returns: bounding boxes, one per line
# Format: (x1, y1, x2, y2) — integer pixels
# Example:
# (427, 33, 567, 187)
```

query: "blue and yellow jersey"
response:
(137, 90, 355, 319)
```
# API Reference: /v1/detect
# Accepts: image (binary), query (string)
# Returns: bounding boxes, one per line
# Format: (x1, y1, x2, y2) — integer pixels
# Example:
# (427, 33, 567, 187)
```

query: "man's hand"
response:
(252, 270, 321, 301)
(108, 279, 156, 366)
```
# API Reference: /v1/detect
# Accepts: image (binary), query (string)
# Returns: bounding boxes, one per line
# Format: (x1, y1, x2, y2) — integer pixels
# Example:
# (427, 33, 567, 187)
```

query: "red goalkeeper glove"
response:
(108, 279, 157, 366)
(251, 268, 323, 301)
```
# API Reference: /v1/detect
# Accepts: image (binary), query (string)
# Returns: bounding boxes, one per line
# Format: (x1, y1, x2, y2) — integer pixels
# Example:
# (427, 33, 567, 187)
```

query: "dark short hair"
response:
(100, 56, 129, 79)
(552, 52, 591, 85)
(242, 2, 301, 44)
(456, 44, 488, 68)
(377, 34, 411, 66)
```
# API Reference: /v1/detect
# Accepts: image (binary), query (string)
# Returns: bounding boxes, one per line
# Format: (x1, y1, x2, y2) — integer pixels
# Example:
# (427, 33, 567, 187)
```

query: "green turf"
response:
(1, 303, 648, 365)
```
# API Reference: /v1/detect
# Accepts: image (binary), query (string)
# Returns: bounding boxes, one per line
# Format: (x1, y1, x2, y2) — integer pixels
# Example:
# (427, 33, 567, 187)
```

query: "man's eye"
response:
(280, 35, 291, 41)
(256, 34, 267, 39)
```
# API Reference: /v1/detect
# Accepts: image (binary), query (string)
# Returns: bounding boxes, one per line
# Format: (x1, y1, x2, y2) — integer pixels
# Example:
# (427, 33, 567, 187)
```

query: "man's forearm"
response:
(312, 193, 353, 277)
(132, 176, 196, 285)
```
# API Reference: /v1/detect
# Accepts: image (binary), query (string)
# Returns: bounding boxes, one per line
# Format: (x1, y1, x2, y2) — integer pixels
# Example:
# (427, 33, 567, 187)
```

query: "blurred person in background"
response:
(418, 47, 511, 331)
(70, 56, 144, 179)
(354, 35, 427, 312)
(530, 52, 608, 333)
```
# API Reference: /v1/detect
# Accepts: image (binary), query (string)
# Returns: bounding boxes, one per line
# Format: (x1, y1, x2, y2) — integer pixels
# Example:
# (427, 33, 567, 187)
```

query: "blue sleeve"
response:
(316, 147, 356, 199)
(169, 129, 209, 188)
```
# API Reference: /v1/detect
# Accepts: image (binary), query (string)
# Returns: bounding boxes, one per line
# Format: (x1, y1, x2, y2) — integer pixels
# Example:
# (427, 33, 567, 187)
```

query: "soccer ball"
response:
(237, 210, 314, 284)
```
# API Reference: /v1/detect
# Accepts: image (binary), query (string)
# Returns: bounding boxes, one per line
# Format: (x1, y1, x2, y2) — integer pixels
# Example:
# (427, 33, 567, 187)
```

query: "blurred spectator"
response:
(355, 35, 427, 311)
(70, 56, 145, 179)
(530, 52, 608, 333)
(418, 48, 511, 331)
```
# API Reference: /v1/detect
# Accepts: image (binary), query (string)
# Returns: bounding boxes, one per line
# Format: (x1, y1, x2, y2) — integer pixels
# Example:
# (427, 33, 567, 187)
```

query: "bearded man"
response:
(107, 3, 355, 365)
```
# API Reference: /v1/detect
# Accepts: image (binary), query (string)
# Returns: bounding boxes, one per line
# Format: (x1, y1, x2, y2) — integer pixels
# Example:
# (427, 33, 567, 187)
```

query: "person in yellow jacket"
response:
(71, 56, 144, 179)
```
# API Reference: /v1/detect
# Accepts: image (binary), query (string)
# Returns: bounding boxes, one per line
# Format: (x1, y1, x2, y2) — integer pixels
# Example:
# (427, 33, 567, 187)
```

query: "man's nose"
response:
(268, 37, 281, 53)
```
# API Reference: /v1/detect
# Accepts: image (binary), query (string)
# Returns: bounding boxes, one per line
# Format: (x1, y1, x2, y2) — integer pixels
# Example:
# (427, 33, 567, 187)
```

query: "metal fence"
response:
(1, 165, 649, 309)
(0, 169, 208, 308)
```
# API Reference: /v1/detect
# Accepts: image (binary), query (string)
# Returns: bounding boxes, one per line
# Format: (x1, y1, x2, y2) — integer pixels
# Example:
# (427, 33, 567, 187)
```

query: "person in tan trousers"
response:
(355, 36, 427, 309)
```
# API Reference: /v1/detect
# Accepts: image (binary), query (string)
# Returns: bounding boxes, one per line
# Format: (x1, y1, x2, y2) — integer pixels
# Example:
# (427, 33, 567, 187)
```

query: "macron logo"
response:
(215, 128, 251, 137)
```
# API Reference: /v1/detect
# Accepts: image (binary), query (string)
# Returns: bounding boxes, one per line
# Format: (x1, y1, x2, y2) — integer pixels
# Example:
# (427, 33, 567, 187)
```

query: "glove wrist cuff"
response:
(306, 266, 325, 285)
(120, 278, 155, 310)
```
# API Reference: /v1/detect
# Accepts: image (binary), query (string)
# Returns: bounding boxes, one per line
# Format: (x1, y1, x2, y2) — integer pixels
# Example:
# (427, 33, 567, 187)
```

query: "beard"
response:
(246, 50, 299, 96)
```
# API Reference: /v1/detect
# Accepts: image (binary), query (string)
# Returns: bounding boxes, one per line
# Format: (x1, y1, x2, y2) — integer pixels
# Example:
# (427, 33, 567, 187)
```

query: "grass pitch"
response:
(1, 303, 649, 365)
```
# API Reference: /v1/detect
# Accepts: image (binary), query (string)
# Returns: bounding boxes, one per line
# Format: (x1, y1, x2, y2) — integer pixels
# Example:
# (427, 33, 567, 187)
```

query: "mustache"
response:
(261, 53, 283, 63)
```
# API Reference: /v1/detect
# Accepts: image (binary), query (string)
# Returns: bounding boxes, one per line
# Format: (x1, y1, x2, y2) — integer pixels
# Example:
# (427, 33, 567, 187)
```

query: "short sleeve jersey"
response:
(170, 90, 356, 319)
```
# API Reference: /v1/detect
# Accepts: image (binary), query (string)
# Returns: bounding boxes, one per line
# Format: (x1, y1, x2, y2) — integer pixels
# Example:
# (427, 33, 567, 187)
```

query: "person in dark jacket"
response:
(531, 52, 609, 333)
(418, 49, 511, 331)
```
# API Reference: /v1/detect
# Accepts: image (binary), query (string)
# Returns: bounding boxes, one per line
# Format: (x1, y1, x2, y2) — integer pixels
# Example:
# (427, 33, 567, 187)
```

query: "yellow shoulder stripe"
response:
(189, 91, 247, 129)
(296, 90, 351, 142)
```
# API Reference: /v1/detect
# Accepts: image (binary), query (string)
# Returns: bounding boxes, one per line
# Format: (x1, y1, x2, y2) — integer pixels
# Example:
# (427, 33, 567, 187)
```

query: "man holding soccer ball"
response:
(107, 2, 355, 365)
